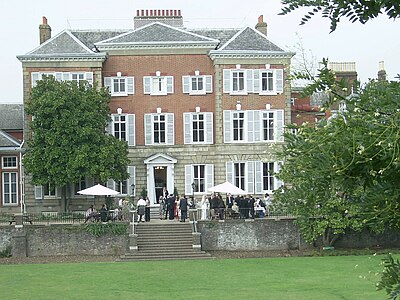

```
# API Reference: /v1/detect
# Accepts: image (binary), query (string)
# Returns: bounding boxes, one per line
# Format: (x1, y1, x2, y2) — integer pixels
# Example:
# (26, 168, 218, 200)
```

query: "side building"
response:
(18, 11, 294, 213)
(0, 104, 24, 213)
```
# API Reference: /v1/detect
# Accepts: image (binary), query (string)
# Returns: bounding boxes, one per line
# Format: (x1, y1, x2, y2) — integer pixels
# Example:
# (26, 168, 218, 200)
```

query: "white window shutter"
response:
(253, 70, 260, 93)
(63, 73, 71, 81)
(85, 72, 93, 85)
(254, 110, 261, 142)
(223, 70, 231, 93)
(127, 114, 135, 146)
(206, 164, 214, 192)
(275, 110, 284, 142)
(144, 114, 152, 145)
(31, 72, 39, 87)
(255, 161, 263, 194)
(182, 76, 190, 94)
(246, 70, 254, 93)
(185, 165, 193, 195)
(223, 110, 232, 143)
(107, 179, 114, 190)
(274, 162, 284, 191)
(226, 161, 234, 183)
(127, 77, 134, 94)
(275, 69, 284, 93)
(247, 110, 255, 142)
(104, 77, 112, 93)
(183, 113, 192, 144)
(166, 76, 174, 94)
(105, 116, 113, 135)
(247, 161, 255, 194)
(205, 75, 213, 93)
(55, 186, 61, 198)
(205, 112, 213, 144)
(166, 113, 174, 145)
(128, 166, 136, 196)
(55, 72, 63, 81)
(143, 77, 151, 94)
(34, 185, 43, 200)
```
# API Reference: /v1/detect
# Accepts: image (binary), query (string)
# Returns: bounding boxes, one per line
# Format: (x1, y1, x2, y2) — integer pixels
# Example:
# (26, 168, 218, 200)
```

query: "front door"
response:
(154, 166, 167, 204)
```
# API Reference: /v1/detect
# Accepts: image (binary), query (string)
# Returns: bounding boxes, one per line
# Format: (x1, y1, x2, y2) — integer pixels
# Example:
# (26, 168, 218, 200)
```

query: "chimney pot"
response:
(178, 10, 181, 16)
(42, 16, 48, 25)
(141, 9, 144, 16)
(174, 10, 177, 16)
(258, 15, 263, 23)
(136, 10, 139, 16)
(146, 10, 149, 16)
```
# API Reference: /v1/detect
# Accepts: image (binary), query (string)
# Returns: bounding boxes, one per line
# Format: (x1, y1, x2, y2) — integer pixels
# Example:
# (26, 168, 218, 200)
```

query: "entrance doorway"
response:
(154, 166, 167, 204)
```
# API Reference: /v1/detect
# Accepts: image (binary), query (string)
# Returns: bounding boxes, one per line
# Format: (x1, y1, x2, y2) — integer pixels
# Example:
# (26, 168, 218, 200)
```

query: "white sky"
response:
(1, 0, 399, 103)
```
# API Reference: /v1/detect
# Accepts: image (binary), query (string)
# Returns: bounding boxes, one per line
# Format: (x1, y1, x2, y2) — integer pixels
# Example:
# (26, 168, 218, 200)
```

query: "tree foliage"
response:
(275, 61, 400, 245)
(280, 0, 400, 31)
(24, 77, 129, 194)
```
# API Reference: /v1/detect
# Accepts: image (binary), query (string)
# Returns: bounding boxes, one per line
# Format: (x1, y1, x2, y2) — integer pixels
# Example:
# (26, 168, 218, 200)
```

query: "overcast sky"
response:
(1, 0, 399, 103)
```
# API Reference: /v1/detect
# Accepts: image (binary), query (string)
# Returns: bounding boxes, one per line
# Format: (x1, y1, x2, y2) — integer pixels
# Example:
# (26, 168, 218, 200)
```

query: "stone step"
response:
(138, 245, 194, 251)
(117, 252, 213, 261)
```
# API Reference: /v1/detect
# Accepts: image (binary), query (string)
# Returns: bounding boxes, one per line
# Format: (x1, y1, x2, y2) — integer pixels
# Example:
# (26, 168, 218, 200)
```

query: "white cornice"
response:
(209, 50, 295, 60)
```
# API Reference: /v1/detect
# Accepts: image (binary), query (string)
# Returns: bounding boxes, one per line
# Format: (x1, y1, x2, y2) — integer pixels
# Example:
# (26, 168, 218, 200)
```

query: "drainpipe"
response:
(19, 140, 25, 213)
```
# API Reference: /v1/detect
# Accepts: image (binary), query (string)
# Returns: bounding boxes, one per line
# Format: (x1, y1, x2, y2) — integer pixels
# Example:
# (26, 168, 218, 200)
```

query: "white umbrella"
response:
(77, 184, 120, 196)
(208, 181, 246, 195)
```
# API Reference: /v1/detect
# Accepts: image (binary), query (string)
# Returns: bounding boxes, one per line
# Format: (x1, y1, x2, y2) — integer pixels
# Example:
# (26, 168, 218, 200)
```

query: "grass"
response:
(0, 255, 387, 299)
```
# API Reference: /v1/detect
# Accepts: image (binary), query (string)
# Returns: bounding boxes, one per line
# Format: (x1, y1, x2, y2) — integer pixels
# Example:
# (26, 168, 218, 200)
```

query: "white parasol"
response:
(208, 181, 246, 195)
(77, 184, 120, 196)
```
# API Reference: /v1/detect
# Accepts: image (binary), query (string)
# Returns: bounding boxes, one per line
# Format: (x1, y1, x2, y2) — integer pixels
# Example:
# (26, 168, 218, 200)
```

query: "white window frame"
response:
(184, 164, 214, 195)
(183, 112, 213, 144)
(44, 183, 59, 198)
(2, 172, 18, 205)
(223, 109, 284, 143)
(223, 68, 283, 95)
(231, 70, 247, 95)
(107, 114, 135, 146)
(144, 113, 174, 145)
(107, 166, 136, 196)
(143, 76, 174, 96)
(31, 72, 94, 87)
(2, 156, 17, 169)
(104, 76, 135, 96)
(226, 161, 283, 194)
(182, 75, 213, 95)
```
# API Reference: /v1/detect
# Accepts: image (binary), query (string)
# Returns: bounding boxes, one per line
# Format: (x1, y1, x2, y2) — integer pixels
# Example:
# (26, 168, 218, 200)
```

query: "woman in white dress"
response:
(200, 195, 209, 220)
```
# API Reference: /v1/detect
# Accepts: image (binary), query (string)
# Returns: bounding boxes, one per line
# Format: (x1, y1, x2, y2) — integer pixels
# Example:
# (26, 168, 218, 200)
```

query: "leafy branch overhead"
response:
(280, 0, 400, 31)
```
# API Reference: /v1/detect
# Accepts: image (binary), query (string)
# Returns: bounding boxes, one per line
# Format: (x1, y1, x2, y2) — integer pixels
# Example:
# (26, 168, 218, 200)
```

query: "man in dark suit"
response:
(166, 194, 175, 220)
(179, 195, 188, 222)
(226, 193, 235, 209)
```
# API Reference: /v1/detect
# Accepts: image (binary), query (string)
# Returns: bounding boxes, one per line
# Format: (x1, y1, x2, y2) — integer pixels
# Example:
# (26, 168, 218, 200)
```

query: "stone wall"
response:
(0, 224, 129, 257)
(1, 219, 399, 257)
(197, 218, 309, 251)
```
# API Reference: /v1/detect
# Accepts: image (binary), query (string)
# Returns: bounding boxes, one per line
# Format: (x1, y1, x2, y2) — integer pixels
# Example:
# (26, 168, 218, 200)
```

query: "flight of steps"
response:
(118, 221, 213, 261)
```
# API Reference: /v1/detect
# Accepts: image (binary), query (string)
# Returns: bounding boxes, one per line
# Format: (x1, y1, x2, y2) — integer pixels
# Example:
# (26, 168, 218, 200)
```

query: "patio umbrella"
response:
(77, 184, 120, 196)
(208, 181, 246, 195)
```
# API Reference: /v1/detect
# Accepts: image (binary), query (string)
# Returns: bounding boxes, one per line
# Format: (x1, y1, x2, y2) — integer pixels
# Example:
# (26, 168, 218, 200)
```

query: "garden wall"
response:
(0, 224, 129, 257)
(1, 219, 399, 257)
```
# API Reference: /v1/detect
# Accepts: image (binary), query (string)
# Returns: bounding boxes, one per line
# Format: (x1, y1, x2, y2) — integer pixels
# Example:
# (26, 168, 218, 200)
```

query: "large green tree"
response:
(280, 0, 400, 31)
(24, 77, 129, 212)
(275, 62, 400, 245)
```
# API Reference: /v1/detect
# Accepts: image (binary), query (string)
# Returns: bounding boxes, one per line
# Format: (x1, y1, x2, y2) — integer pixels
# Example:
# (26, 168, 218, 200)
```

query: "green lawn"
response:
(0, 255, 386, 299)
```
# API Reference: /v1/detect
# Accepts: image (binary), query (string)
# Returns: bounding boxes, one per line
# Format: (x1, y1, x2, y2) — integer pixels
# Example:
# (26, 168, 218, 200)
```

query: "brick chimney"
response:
(377, 61, 387, 81)
(39, 16, 51, 44)
(255, 15, 267, 36)
(134, 9, 183, 29)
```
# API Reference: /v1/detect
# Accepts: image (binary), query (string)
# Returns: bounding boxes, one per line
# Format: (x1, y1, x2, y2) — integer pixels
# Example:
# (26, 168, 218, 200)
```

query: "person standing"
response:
(166, 193, 175, 220)
(145, 197, 151, 222)
(200, 195, 209, 220)
(264, 193, 271, 216)
(179, 195, 188, 222)
(136, 197, 146, 222)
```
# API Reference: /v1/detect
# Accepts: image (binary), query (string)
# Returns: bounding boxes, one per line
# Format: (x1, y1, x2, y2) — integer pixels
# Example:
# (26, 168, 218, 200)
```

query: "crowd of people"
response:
(83, 192, 272, 223)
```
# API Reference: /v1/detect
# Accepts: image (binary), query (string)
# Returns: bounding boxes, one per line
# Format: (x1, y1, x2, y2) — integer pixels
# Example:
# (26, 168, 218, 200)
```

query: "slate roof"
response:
(0, 104, 23, 130)
(0, 130, 21, 148)
(20, 22, 291, 59)
(219, 27, 284, 52)
(189, 29, 239, 49)
(96, 22, 219, 46)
